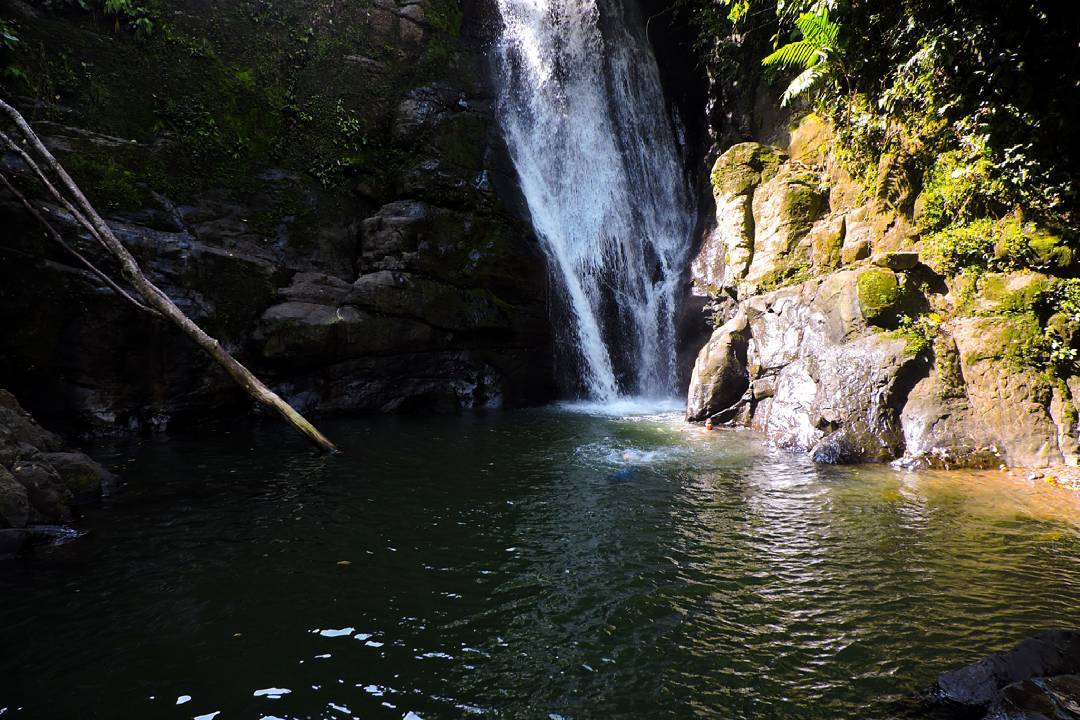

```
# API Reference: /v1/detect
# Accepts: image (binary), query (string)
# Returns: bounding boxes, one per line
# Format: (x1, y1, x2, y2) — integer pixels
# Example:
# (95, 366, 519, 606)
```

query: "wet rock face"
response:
(687, 266, 1077, 468)
(0, 0, 554, 431)
(686, 272, 920, 463)
(686, 313, 750, 422)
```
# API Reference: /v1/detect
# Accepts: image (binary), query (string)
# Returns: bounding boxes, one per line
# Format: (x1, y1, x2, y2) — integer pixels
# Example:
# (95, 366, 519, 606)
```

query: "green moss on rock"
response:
(960, 312, 1043, 366)
(976, 272, 1056, 315)
(710, 142, 784, 197)
(778, 174, 828, 238)
(857, 267, 901, 326)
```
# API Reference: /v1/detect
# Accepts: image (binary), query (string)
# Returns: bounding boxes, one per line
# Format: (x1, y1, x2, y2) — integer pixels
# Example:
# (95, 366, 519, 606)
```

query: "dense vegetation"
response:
(690, 0, 1078, 229)
(683, 0, 1080, 377)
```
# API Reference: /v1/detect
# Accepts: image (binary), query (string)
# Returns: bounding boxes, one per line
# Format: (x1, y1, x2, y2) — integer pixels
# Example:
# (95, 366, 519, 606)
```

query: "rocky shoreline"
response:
(0, 389, 115, 557)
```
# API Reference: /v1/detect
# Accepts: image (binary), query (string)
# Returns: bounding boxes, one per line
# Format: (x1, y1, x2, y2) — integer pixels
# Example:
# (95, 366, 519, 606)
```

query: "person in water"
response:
(704, 417, 715, 431)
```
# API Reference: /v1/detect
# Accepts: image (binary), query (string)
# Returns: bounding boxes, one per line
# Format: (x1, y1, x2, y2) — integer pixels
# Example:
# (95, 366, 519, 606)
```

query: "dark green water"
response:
(3, 406, 1080, 720)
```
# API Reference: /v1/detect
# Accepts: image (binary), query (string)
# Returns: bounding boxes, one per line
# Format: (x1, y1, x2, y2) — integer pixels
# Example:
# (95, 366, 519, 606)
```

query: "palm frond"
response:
(762, 40, 822, 71)
(795, 10, 838, 48)
(780, 65, 824, 106)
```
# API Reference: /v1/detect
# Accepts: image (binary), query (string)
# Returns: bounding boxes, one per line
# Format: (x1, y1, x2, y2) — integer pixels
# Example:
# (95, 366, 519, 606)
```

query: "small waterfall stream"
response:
(492, 0, 694, 401)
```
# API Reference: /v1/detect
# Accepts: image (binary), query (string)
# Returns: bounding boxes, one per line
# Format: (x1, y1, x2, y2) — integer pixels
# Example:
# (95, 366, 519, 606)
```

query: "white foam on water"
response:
(555, 397, 685, 417)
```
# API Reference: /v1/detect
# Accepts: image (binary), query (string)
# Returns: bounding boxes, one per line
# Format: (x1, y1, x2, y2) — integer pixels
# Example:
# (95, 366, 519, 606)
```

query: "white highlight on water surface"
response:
(318, 627, 354, 638)
(253, 688, 292, 699)
(493, 0, 694, 400)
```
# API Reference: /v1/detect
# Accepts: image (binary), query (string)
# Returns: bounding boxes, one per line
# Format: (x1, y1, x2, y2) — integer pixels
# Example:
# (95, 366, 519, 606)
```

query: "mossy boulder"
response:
(1047, 311, 1079, 347)
(710, 142, 784, 198)
(871, 251, 920, 271)
(1026, 230, 1073, 270)
(39, 452, 116, 505)
(742, 166, 826, 293)
(856, 267, 901, 326)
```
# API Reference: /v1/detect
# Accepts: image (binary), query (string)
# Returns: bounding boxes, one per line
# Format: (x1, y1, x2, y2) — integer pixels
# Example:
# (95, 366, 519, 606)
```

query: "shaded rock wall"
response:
(0, 0, 555, 431)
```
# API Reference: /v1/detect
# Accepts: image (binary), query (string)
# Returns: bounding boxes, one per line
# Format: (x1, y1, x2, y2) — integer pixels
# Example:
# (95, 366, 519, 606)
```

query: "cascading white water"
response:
(493, 0, 694, 401)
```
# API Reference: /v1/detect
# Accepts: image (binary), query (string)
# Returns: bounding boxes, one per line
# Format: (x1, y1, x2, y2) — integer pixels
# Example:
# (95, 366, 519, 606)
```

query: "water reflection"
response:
(1, 410, 1078, 719)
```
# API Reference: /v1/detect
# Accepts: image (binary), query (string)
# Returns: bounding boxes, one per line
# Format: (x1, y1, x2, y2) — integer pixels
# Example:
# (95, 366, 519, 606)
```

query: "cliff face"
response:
(0, 0, 554, 431)
(686, 119, 1079, 469)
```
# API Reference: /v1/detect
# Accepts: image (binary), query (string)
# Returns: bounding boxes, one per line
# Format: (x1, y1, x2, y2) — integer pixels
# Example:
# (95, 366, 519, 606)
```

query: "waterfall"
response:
(492, 0, 694, 401)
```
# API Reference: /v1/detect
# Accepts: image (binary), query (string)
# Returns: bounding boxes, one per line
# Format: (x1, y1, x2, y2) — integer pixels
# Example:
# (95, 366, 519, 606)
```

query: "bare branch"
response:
(0, 171, 159, 316)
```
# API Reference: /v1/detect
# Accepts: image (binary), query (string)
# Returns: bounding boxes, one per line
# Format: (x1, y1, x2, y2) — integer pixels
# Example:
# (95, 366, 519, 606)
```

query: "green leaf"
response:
(762, 40, 821, 70)
(780, 65, 824, 106)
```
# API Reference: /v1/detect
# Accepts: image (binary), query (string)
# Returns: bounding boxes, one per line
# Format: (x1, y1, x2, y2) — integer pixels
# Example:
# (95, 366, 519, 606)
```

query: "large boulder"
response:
(0, 389, 63, 466)
(693, 271, 923, 463)
(692, 143, 784, 294)
(693, 142, 828, 298)
(10, 460, 74, 525)
(742, 165, 828, 292)
(934, 630, 1080, 709)
(38, 452, 117, 505)
(686, 313, 750, 421)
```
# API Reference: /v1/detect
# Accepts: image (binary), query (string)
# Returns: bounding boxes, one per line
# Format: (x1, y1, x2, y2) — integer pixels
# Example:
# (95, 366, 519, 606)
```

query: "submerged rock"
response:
(992, 674, 1080, 719)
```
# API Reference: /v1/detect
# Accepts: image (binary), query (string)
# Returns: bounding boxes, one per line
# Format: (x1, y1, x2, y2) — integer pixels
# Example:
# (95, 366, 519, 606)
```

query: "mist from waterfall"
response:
(492, 0, 695, 401)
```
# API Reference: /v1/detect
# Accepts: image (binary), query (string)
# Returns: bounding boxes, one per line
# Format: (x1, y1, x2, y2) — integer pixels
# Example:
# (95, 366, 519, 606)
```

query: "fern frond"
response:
(780, 65, 824, 106)
(762, 40, 821, 71)
(795, 9, 838, 48)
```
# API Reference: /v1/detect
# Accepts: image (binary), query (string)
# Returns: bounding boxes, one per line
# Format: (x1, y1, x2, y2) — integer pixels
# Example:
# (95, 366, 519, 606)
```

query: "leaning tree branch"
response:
(0, 171, 158, 316)
(0, 130, 110, 254)
(0, 98, 338, 453)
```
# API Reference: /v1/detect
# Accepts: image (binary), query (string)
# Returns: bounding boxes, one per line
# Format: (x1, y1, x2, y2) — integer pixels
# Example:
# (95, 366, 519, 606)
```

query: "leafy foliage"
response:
(927, 216, 1071, 276)
(0, 18, 27, 86)
(761, 8, 839, 106)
